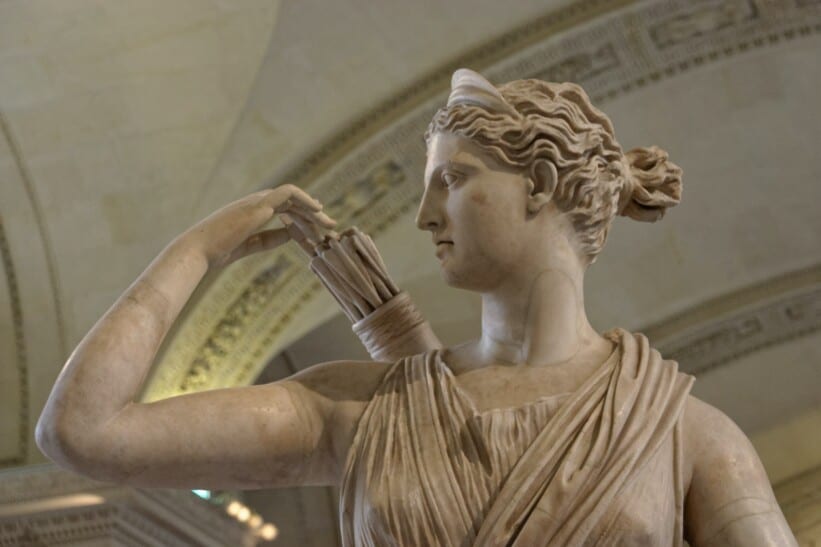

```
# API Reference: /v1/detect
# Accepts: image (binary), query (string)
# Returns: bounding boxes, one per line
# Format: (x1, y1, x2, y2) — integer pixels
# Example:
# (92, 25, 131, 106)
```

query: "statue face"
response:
(417, 132, 536, 292)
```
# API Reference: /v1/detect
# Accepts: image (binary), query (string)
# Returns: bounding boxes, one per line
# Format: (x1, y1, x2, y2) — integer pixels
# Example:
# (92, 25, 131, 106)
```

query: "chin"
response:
(438, 259, 467, 288)
(438, 259, 499, 292)
(439, 268, 468, 289)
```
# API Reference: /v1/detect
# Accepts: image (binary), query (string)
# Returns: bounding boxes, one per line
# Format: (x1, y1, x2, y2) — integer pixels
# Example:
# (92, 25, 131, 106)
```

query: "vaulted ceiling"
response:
(1, 0, 820, 543)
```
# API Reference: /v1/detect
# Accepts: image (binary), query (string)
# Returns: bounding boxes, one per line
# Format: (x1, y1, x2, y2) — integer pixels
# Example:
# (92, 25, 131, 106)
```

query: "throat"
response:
(442, 339, 617, 413)
(479, 268, 604, 368)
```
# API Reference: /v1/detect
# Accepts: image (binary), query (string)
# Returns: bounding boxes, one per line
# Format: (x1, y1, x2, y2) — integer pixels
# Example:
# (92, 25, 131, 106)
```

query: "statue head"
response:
(418, 69, 682, 289)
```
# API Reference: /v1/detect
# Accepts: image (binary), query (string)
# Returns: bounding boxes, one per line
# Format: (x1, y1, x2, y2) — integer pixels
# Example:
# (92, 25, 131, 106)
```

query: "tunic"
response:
(340, 328, 694, 546)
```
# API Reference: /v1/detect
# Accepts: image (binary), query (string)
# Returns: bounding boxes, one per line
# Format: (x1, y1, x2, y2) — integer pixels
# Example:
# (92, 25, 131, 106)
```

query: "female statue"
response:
(37, 69, 797, 546)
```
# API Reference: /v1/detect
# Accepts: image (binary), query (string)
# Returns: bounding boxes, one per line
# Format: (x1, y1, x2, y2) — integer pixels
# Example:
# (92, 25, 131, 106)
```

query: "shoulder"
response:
(682, 396, 746, 448)
(270, 359, 395, 434)
(284, 359, 393, 405)
(681, 396, 790, 545)
(280, 359, 395, 481)
(681, 395, 763, 488)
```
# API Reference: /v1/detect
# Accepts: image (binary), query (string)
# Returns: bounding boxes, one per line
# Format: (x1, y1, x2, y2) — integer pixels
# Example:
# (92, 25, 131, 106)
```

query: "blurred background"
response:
(1, 0, 820, 544)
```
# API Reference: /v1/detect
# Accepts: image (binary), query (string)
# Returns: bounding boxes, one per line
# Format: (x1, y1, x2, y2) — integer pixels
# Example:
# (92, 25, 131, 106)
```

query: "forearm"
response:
(36, 236, 208, 465)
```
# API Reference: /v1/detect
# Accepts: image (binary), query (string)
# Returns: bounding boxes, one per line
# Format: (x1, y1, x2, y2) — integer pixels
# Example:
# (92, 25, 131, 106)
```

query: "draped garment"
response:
(340, 328, 694, 546)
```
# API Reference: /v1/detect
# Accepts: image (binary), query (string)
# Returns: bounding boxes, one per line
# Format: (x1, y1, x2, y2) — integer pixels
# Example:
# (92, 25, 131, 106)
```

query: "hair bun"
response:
(620, 145, 682, 222)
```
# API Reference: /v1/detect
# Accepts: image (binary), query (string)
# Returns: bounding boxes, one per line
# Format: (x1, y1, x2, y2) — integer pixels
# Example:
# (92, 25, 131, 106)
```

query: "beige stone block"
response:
(112, 118, 231, 189)
(5, 94, 126, 158)
(0, 54, 56, 108)
(195, 108, 291, 217)
(0, 251, 22, 464)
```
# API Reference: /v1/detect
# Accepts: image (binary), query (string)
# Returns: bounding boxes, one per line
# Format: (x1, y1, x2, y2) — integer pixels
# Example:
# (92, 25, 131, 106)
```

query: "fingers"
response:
(194, 186, 337, 270)
(313, 209, 337, 229)
(249, 184, 337, 229)
(261, 185, 336, 228)
(292, 208, 329, 239)
(233, 185, 339, 259)
(281, 215, 316, 256)
(266, 185, 321, 213)
(280, 184, 323, 212)
(275, 199, 336, 229)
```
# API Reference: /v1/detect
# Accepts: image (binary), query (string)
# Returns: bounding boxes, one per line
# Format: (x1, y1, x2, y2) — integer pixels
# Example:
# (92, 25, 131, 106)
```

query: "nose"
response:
(415, 184, 444, 232)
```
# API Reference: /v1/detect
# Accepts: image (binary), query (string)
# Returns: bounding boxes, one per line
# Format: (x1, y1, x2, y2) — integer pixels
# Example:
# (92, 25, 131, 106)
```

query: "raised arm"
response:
(35, 187, 384, 489)
(683, 397, 798, 546)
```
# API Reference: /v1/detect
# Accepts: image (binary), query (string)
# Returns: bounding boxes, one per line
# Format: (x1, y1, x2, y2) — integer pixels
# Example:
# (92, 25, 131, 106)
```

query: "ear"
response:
(526, 160, 558, 215)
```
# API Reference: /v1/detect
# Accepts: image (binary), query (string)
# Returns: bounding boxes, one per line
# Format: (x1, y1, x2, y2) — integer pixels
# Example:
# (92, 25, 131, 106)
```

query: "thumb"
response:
(221, 228, 291, 266)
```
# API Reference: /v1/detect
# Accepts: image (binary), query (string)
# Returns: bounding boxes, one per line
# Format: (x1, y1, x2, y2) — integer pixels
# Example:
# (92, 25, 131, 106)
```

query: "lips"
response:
(435, 240, 453, 259)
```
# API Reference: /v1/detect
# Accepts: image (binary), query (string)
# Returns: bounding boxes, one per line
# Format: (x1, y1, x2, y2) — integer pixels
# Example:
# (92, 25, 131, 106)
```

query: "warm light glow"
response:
(249, 514, 263, 528)
(226, 501, 243, 516)
(237, 506, 251, 522)
(0, 494, 106, 518)
(260, 524, 279, 541)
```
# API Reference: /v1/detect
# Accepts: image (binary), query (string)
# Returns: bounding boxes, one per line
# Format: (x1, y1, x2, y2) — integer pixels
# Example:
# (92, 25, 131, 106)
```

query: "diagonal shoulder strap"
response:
(473, 329, 693, 546)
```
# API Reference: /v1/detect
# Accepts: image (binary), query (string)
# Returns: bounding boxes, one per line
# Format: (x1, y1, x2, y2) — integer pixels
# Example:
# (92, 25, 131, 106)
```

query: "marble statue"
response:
(36, 69, 797, 546)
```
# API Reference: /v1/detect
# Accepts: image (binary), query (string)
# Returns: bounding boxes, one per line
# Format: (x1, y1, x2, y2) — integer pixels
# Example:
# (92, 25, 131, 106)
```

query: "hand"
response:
(180, 185, 336, 268)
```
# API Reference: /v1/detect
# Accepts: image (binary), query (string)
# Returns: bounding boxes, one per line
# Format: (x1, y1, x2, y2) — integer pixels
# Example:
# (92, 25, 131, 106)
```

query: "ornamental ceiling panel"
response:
(142, 0, 821, 402)
(0, 0, 280, 467)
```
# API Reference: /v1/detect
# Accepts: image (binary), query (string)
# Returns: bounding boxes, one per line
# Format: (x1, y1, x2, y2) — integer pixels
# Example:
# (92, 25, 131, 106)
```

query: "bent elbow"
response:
(34, 411, 70, 465)
(34, 415, 54, 459)
(35, 416, 86, 472)
(35, 415, 124, 483)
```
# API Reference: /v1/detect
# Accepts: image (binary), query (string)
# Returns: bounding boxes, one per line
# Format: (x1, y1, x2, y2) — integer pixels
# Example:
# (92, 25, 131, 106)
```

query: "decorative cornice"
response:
(274, 0, 637, 191)
(276, 0, 821, 190)
(145, 0, 821, 397)
(0, 109, 67, 356)
(1, 506, 116, 546)
(0, 215, 27, 468)
(1, 108, 69, 468)
(0, 465, 256, 546)
(0, 465, 117, 508)
(646, 264, 821, 375)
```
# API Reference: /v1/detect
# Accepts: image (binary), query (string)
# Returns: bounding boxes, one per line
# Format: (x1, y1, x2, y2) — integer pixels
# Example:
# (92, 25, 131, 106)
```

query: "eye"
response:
(441, 171, 461, 188)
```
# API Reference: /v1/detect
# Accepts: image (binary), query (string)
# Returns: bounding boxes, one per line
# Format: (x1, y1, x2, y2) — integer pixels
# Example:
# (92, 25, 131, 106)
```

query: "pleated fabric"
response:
(339, 328, 694, 546)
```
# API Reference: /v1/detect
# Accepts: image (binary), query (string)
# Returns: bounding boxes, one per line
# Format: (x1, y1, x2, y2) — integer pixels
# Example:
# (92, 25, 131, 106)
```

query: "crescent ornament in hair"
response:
(428, 69, 682, 263)
(447, 68, 520, 118)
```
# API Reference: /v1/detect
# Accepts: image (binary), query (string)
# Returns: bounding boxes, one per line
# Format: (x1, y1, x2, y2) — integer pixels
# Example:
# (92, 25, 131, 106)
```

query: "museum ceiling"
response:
(0, 0, 819, 519)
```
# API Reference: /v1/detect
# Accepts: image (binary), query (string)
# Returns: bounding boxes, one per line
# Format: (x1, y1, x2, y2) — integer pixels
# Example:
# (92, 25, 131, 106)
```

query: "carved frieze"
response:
(659, 286, 821, 375)
(125, 0, 821, 396)
(0, 216, 27, 468)
(0, 465, 258, 546)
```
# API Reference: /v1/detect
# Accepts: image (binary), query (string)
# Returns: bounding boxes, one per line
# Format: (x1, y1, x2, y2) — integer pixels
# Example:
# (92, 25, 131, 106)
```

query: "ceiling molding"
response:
(275, 0, 821, 192)
(0, 111, 66, 359)
(0, 465, 108, 506)
(0, 215, 27, 468)
(646, 264, 821, 376)
(274, 0, 637, 191)
(0, 109, 72, 468)
(143, 0, 821, 399)
(0, 464, 255, 546)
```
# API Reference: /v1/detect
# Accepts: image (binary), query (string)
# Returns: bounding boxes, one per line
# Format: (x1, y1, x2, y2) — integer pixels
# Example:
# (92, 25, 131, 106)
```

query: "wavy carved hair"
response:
(425, 69, 682, 264)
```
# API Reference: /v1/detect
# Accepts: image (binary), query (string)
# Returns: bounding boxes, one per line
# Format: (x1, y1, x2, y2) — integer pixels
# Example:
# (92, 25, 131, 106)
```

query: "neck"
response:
(478, 246, 605, 368)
